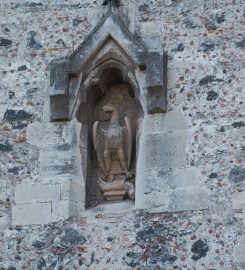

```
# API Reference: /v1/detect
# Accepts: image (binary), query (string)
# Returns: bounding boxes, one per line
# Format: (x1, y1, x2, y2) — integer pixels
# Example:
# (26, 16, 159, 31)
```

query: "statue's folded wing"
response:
(93, 121, 106, 175)
(124, 116, 132, 170)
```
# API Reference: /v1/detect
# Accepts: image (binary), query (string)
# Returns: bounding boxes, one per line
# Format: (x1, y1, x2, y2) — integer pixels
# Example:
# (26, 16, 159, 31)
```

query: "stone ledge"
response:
(15, 183, 61, 204)
(12, 202, 52, 226)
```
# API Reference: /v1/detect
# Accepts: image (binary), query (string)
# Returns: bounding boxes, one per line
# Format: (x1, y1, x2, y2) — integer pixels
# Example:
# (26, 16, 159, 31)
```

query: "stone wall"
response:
(0, 0, 244, 269)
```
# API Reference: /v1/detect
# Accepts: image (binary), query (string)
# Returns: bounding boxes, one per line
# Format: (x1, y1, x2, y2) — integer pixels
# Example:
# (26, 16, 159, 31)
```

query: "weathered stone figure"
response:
(94, 103, 132, 179)
(93, 84, 134, 201)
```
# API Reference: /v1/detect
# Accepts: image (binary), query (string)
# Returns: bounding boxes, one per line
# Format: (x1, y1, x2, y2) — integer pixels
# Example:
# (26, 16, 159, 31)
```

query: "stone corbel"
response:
(50, 59, 70, 121)
(146, 51, 168, 113)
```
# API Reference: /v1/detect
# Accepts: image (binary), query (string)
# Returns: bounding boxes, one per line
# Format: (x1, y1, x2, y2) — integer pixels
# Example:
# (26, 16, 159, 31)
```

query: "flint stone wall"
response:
(0, 0, 244, 269)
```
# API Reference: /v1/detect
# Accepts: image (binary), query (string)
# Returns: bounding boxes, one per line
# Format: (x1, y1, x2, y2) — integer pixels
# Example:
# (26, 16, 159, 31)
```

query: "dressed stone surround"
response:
(12, 6, 209, 226)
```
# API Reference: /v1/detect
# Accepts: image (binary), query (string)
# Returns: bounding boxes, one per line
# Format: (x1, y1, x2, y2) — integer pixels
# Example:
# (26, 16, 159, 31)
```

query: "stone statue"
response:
(92, 85, 135, 201)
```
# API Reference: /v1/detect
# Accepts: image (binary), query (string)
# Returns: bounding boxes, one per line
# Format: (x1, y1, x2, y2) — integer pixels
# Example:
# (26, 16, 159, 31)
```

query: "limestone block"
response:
(40, 144, 83, 182)
(40, 144, 72, 177)
(135, 112, 204, 213)
(143, 36, 161, 52)
(51, 200, 82, 222)
(35, 120, 82, 180)
(27, 122, 64, 147)
(170, 188, 209, 212)
(146, 52, 167, 113)
(142, 111, 188, 133)
(142, 167, 200, 191)
(234, 244, 245, 263)
(135, 190, 170, 211)
(141, 21, 163, 37)
(156, 167, 201, 189)
(15, 183, 61, 204)
(27, 119, 80, 147)
(136, 165, 207, 212)
(141, 22, 163, 52)
(135, 169, 156, 208)
(232, 192, 245, 209)
(64, 119, 81, 145)
(61, 181, 85, 204)
(136, 179, 208, 212)
(12, 202, 52, 226)
(138, 131, 187, 171)
(124, 5, 136, 34)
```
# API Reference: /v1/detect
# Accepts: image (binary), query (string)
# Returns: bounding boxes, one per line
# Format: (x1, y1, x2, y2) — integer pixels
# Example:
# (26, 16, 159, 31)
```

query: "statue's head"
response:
(108, 84, 129, 104)
(103, 84, 130, 114)
(103, 103, 117, 113)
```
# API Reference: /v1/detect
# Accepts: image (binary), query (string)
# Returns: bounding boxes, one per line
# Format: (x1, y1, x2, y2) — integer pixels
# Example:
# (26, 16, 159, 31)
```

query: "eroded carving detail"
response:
(93, 84, 135, 201)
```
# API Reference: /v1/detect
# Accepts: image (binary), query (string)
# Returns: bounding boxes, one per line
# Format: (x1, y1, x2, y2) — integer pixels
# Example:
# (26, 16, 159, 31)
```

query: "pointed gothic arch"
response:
(49, 11, 167, 121)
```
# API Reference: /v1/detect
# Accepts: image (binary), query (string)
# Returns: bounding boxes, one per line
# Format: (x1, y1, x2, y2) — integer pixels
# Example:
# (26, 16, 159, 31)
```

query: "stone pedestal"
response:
(104, 190, 127, 201)
(98, 179, 130, 201)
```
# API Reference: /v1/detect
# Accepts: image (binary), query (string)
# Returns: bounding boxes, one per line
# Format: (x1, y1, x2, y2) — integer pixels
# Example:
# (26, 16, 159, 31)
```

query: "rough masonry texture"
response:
(0, 0, 245, 269)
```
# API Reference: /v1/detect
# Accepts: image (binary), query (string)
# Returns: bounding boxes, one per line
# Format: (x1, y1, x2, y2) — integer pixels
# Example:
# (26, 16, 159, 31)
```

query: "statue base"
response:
(98, 178, 127, 201)
(98, 178, 135, 201)
(104, 190, 127, 201)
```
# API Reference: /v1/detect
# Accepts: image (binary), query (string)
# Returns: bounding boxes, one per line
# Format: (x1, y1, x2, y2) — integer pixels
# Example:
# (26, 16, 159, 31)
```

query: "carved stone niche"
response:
(81, 77, 143, 205)
(49, 11, 167, 208)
